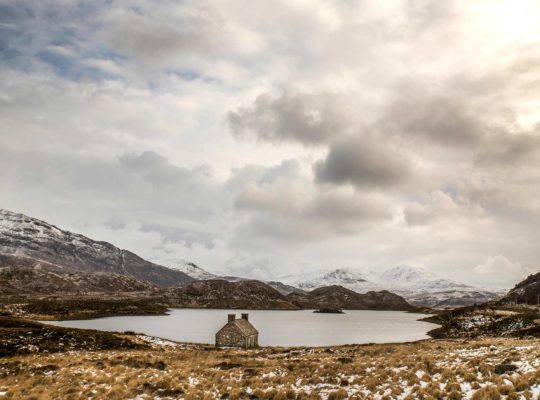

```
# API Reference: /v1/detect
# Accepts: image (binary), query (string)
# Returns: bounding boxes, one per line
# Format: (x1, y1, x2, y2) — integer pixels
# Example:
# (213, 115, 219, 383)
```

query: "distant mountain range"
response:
(173, 262, 504, 308)
(0, 209, 415, 311)
(287, 266, 504, 308)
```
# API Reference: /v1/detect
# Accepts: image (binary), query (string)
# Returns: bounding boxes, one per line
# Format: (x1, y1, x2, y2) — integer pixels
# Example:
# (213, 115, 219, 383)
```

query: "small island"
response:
(313, 308, 345, 314)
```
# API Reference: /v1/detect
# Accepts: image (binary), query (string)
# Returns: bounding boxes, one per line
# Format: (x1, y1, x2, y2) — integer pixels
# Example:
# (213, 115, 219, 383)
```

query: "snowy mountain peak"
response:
(290, 264, 500, 307)
(380, 265, 438, 284)
(379, 265, 471, 291)
(167, 260, 218, 280)
(296, 267, 381, 293)
(322, 268, 367, 282)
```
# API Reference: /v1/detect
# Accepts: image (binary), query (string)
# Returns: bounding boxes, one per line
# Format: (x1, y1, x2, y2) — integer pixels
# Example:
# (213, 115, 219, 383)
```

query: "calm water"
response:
(46, 309, 438, 347)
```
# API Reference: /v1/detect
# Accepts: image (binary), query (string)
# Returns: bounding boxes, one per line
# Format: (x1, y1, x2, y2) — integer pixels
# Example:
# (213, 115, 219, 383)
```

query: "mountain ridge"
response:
(0, 209, 193, 287)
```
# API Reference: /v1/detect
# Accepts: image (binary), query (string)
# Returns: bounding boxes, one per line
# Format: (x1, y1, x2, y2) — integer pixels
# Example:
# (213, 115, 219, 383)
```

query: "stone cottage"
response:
(215, 313, 259, 348)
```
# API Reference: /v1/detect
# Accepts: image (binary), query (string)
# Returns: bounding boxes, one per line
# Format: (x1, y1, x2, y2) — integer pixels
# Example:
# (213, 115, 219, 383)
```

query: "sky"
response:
(1, 0, 540, 288)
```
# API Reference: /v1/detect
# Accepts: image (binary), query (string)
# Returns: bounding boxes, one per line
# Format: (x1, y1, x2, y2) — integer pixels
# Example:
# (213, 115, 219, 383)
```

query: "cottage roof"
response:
(233, 318, 258, 336)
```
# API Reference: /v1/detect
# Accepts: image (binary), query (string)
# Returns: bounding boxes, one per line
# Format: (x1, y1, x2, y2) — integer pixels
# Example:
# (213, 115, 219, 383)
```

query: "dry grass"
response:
(1, 337, 540, 399)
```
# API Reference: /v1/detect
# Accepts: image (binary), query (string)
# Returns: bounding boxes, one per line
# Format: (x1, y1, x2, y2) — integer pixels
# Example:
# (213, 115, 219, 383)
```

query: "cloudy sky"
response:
(1, 0, 540, 288)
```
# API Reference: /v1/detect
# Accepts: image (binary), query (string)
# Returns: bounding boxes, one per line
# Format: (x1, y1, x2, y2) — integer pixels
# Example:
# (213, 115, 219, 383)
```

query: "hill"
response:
(425, 271, 540, 339)
(499, 272, 540, 305)
(286, 285, 416, 311)
(0, 254, 158, 295)
(165, 279, 299, 310)
(0, 209, 193, 287)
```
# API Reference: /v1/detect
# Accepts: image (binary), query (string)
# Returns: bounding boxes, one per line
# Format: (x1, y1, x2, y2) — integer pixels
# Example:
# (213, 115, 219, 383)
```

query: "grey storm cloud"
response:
(140, 222, 214, 249)
(475, 130, 540, 167)
(228, 90, 352, 145)
(384, 96, 486, 147)
(232, 160, 393, 243)
(314, 135, 412, 189)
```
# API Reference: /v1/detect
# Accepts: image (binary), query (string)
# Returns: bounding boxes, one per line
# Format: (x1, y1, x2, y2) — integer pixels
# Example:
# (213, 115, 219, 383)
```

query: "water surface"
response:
(47, 309, 438, 347)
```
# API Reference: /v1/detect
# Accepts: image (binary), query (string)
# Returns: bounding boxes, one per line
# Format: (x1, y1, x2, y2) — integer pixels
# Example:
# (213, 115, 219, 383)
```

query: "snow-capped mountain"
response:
(167, 261, 305, 295)
(291, 265, 503, 308)
(379, 265, 471, 292)
(167, 260, 219, 280)
(294, 268, 382, 293)
(0, 209, 193, 286)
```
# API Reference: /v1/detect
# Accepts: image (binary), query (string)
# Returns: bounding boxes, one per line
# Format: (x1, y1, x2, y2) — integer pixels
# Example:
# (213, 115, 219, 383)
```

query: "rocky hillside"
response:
(165, 280, 299, 310)
(0, 209, 193, 287)
(0, 254, 158, 295)
(499, 272, 540, 305)
(266, 281, 306, 296)
(286, 285, 417, 311)
(424, 305, 540, 339)
(424, 272, 540, 339)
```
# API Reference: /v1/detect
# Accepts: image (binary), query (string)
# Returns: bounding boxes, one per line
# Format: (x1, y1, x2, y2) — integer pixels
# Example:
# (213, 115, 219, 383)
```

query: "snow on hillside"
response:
(0, 209, 194, 285)
(379, 265, 471, 292)
(167, 260, 219, 280)
(291, 265, 503, 307)
(295, 268, 382, 293)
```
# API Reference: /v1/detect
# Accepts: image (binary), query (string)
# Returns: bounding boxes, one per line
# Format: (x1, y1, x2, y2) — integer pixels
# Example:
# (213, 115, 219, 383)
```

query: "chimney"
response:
(241, 313, 249, 320)
(228, 314, 235, 323)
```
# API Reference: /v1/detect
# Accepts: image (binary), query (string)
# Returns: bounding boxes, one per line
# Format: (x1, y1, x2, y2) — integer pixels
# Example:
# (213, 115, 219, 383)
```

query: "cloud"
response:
(228, 90, 352, 145)
(232, 160, 393, 243)
(103, 5, 223, 63)
(384, 95, 486, 147)
(473, 255, 534, 288)
(475, 131, 540, 166)
(403, 190, 484, 226)
(3, 0, 540, 284)
(104, 216, 126, 230)
(140, 222, 214, 249)
(314, 135, 412, 188)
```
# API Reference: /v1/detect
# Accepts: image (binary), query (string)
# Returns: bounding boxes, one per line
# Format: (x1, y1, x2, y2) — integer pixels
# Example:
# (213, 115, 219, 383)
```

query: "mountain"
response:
(0, 254, 158, 295)
(294, 268, 382, 293)
(378, 266, 503, 307)
(380, 265, 467, 291)
(499, 272, 540, 305)
(167, 260, 219, 280)
(292, 266, 502, 308)
(0, 209, 193, 287)
(286, 286, 416, 311)
(165, 279, 299, 310)
(169, 260, 304, 295)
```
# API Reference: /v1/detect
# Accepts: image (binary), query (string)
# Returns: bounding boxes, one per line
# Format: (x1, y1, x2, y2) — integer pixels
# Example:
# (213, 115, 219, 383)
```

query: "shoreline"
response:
(2, 316, 540, 399)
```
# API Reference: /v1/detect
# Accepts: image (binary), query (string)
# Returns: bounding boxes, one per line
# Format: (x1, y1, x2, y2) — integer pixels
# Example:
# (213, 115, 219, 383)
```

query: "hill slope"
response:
(0, 254, 158, 295)
(0, 209, 193, 287)
(165, 279, 299, 310)
(286, 285, 416, 311)
(499, 272, 540, 305)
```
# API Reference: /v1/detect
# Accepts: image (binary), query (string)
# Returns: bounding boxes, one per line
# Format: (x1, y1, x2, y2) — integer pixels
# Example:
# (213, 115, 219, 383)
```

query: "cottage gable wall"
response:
(215, 314, 259, 348)
(216, 324, 246, 347)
